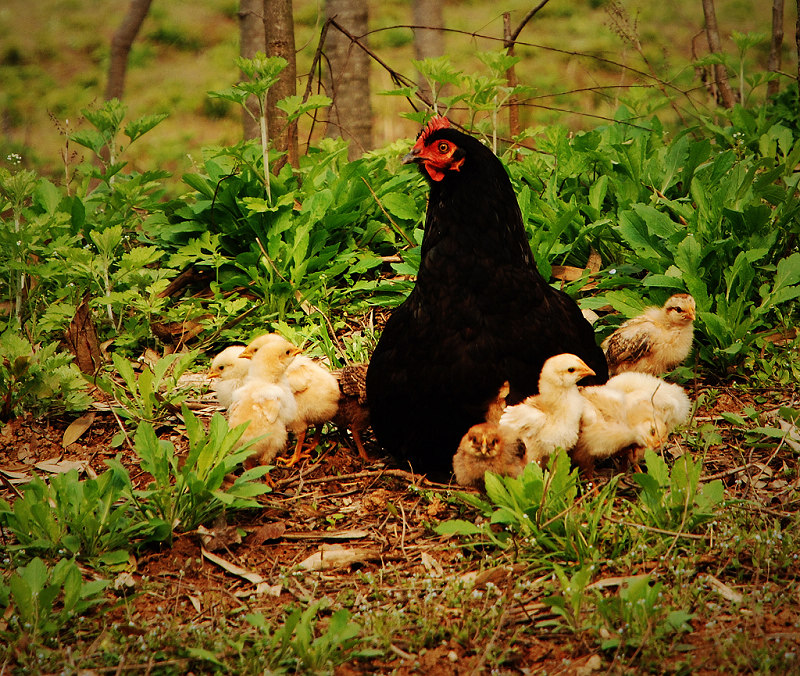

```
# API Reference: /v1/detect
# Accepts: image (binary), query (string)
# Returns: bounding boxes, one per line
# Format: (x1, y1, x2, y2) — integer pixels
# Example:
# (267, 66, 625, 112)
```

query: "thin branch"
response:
(509, 0, 553, 44)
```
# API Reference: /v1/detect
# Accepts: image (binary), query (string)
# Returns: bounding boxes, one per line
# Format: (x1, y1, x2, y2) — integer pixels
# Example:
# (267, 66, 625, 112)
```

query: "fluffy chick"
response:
(499, 353, 596, 466)
(602, 294, 696, 375)
(332, 363, 371, 461)
(601, 371, 692, 430)
(453, 422, 526, 489)
(283, 354, 341, 466)
(208, 345, 249, 409)
(573, 372, 691, 474)
(228, 335, 299, 467)
(572, 389, 666, 475)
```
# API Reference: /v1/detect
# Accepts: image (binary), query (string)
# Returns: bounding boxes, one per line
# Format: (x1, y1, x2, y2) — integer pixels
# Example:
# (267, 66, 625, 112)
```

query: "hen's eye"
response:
(437, 141, 449, 153)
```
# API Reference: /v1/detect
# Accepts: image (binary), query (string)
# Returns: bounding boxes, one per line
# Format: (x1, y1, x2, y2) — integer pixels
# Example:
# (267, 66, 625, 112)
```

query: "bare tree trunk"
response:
(239, 0, 265, 139)
(264, 0, 298, 168)
(325, 0, 372, 160)
(767, 0, 784, 98)
(796, 0, 800, 103)
(701, 0, 736, 108)
(412, 0, 443, 101)
(106, 0, 153, 101)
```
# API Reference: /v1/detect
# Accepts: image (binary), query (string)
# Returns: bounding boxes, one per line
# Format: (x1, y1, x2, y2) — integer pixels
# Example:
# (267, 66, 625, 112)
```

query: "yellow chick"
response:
(332, 363, 371, 461)
(208, 345, 249, 409)
(574, 372, 691, 475)
(453, 422, 526, 489)
(228, 334, 300, 467)
(572, 389, 666, 475)
(499, 354, 596, 466)
(602, 294, 696, 375)
(600, 371, 692, 430)
(282, 354, 341, 466)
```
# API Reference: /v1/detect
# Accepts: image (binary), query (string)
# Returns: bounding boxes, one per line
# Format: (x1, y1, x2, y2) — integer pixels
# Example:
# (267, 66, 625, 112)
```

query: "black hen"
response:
(366, 117, 608, 477)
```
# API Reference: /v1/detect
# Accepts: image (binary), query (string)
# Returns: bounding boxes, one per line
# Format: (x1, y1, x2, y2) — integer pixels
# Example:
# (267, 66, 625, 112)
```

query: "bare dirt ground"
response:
(0, 376, 798, 674)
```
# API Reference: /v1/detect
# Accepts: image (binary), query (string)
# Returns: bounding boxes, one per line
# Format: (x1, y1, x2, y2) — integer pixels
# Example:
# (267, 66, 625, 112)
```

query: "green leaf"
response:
(381, 192, 420, 221)
(434, 519, 482, 536)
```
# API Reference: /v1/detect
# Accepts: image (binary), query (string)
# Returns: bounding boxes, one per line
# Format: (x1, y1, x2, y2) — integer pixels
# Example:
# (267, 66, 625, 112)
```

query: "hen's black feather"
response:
(366, 125, 608, 477)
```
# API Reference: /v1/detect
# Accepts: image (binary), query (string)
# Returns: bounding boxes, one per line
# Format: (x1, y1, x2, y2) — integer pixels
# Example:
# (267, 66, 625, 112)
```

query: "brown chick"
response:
(282, 354, 341, 466)
(228, 335, 299, 467)
(602, 294, 696, 375)
(499, 353, 596, 467)
(332, 363, 371, 461)
(485, 381, 510, 425)
(453, 422, 526, 489)
(208, 345, 249, 409)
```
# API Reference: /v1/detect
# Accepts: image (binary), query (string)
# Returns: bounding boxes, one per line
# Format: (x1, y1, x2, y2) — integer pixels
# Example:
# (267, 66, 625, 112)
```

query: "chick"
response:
(602, 294, 696, 375)
(228, 334, 300, 467)
(573, 372, 691, 475)
(332, 363, 371, 461)
(499, 353, 596, 466)
(208, 345, 249, 409)
(485, 381, 511, 425)
(282, 354, 341, 466)
(453, 422, 526, 489)
(601, 371, 692, 430)
(572, 389, 666, 475)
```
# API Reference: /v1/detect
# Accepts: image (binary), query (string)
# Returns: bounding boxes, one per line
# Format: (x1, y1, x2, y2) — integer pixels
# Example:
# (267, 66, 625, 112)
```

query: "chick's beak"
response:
(686, 308, 696, 321)
(239, 350, 254, 360)
(208, 371, 220, 379)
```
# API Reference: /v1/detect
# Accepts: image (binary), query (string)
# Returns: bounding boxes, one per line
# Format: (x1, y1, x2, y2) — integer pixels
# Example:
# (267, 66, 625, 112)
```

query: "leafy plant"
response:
(245, 600, 364, 673)
(108, 406, 271, 541)
(631, 449, 724, 533)
(93, 351, 198, 431)
(0, 331, 91, 422)
(436, 451, 621, 563)
(594, 574, 693, 653)
(5, 557, 108, 643)
(0, 469, 143, 563)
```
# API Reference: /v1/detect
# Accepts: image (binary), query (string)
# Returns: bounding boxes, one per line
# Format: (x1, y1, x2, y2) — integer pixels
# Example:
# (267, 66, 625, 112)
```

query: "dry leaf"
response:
(201, 547, 263, 585)
(63, 294, 103, 374)
(551, 265, 586, 282)
(297, 544, 380, 571)
(62, 411, 96, 448)
(187, 594, 202, 613)
(248, 521, 287, 546)
(706, 574, 743, 604)
(0, 469, 30, 484)
(586, 249, 602, 273)
(420, 552, 444, 577)
(34, 459, 87, 475)
(197, 524, 242, 551)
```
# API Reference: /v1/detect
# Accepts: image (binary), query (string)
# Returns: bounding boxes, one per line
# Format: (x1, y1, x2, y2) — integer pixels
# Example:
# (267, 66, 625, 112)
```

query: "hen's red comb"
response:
(417, 115, 450, 143)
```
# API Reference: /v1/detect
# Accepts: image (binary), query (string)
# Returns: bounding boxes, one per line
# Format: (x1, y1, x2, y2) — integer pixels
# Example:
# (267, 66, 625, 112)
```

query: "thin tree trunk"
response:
(106, 0, 153, 101)
(503, 13, 520, 139)
(412, 0, 443, 101)
(767, 0, 784, 98)
(264, 0, 298, 168)
(796, 0, 800, 104)
(325, 0, 372, 160)
(701, 0, 736, 108)
(239, 0, 265, 139)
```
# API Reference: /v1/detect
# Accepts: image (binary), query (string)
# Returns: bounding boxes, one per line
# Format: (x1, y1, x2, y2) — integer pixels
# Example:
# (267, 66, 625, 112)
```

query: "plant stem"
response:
(259, 99, 271, 203)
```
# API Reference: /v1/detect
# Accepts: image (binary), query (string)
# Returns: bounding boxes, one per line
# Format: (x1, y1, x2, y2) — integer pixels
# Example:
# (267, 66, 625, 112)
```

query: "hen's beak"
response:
(402, 147, 422, 164)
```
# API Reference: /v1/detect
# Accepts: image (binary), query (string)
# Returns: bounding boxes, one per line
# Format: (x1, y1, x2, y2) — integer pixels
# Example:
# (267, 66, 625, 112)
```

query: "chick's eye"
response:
(567, 367, 576, 373)
(437, 141, 449, 153)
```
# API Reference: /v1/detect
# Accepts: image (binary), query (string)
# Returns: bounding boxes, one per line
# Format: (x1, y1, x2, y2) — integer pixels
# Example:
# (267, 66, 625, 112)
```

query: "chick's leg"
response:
(351, 428, 370, 461)
(278, 428, 312, 467)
